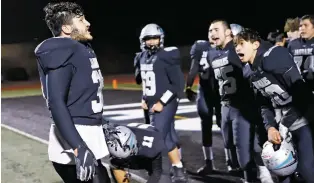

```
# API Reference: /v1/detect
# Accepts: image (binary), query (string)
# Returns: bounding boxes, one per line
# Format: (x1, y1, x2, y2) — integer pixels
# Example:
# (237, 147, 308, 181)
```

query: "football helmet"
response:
(139, 23, 164, 51)
(261, 136, 298, 176)
(230, 23, 244, 36)
(105, 125, 138, 159)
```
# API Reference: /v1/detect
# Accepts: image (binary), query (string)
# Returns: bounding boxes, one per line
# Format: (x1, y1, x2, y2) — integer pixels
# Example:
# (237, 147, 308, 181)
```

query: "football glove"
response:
(63, 143, 98, 181)
(185, 87, 197, 102)
(75, 144, 98, 181)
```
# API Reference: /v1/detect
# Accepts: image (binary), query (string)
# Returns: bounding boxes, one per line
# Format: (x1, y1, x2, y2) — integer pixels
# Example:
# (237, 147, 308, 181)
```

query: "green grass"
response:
(1, 127, 62, 183)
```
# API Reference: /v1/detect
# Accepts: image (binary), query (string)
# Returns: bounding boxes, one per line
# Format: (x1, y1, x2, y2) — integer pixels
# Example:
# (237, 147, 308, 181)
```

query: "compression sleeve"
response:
(47, 65, 84, 149)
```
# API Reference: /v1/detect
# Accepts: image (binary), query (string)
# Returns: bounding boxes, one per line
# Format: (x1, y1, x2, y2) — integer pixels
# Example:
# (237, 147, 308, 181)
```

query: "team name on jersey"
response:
(293, 48, 313, 56)
(140, 64, 153, 71)
(252, 77, 271, 89)
(212, 56, 229, 68)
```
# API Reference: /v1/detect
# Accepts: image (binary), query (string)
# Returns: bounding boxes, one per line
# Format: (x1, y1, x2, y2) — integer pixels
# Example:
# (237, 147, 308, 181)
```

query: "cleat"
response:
(172, 166, 188, 183)
(197, 159, 216, 175)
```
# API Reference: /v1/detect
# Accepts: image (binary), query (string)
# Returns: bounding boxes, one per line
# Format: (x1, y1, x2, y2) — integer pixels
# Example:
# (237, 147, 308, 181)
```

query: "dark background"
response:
(2, 0, 313, 54)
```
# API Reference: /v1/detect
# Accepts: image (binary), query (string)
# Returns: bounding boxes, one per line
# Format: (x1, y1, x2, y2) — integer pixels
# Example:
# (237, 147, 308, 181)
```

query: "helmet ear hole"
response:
(273, 144, 281, 151)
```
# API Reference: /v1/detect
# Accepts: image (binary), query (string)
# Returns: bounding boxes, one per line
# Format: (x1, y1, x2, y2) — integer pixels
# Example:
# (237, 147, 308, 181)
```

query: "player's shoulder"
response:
(159, 46, 181, 64)
(192, 40, 210, 50)
(34, 37, 79, 70)
(35, 37, 78, 54)
(287, 38, 302, 49)
(262, 45, 291, 70)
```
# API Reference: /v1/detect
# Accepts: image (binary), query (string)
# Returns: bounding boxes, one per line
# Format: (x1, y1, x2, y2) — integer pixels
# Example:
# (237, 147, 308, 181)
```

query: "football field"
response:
(1, 86, 243, 183)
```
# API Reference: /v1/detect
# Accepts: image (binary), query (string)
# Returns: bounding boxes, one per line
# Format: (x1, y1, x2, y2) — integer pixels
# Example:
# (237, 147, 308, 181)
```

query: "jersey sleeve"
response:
(161, 47, 185, 105)
(134, 52, 142, 85)
(255, 90, 277, 130)
(46, 64, 84, 149)
(186, 42, 201, 88)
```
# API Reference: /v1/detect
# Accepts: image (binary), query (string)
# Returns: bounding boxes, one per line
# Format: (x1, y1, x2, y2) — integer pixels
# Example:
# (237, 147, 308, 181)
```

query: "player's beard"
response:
(71, 27, 93, 42)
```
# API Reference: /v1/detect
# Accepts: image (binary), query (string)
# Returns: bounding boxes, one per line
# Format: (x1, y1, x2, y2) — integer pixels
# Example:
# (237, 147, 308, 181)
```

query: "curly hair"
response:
(233, 28, 261, 45)
(43, 2, 84, 36)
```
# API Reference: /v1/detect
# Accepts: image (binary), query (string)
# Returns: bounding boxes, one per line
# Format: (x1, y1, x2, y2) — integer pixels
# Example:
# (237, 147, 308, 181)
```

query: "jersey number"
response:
(141, 71, 156, 96)
(263, 84, 292, 106)
(214, 65, 237, 95)
(127, 123, 155, 148)
(200, 51, 209, 70)
(91, 69, 104, 113)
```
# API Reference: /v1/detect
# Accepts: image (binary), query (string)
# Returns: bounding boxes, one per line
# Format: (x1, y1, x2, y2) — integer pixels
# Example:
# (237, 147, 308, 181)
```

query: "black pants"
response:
(197, 85, 221, 147)
(52, 160, 110, 183)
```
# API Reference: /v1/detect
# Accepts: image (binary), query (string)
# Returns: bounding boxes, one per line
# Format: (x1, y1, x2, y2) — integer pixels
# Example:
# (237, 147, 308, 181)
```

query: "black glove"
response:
(74, 144, 98, 181)
(185, 87, 197, 102)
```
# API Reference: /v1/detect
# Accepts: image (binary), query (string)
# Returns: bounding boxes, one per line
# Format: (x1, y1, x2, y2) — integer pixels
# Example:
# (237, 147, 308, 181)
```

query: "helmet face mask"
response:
(139, 23, 164, 52)
(105, 126, 138, 159)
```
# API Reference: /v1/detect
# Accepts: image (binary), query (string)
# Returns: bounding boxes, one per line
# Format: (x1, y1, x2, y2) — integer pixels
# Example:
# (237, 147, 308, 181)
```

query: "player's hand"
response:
(185, 87, 196, 101)
(141, 100, 148, 110)
(151, 101, 163, 112)
(267, 127, 281, 145)
(65, 144, 98, 181)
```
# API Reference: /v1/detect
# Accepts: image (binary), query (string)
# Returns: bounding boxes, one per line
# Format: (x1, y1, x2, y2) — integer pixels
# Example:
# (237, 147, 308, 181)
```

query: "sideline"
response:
(1, 123, 147, 183)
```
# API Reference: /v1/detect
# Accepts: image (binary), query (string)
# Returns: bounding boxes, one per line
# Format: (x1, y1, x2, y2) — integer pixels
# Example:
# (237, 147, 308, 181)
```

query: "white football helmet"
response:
(261, 137, 298, 176)
(230, 23, 244, 36)
(106, 126, 138, 159)
(139, 23, 164, 51)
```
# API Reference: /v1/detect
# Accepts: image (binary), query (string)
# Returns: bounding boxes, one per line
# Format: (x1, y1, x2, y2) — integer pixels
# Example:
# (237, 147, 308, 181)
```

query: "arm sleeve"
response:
(160, 54, 185, 105)
(47, 65, 84, 149)
(134, 53, 142, 85)
(186, 44, 200, 87)
(256, 91, 277, 130)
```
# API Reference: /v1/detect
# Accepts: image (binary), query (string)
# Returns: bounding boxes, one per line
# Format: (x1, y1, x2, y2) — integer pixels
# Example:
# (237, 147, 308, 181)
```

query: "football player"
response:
(185, 39, 221, 174)
(35, 2, 110, 183)
(135, 23, 187, 182)
(288, 15, 314, 92)
(208, 20, 274, 183)
(235, 28, 314, 183)
(103, 122, 172, 183)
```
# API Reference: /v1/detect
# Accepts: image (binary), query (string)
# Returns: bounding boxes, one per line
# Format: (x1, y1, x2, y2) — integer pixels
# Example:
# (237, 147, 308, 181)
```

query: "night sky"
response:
(2, 0, 313, 54)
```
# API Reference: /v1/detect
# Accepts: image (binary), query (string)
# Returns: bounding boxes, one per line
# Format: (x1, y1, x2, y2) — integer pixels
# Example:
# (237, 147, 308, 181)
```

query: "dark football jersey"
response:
(208, 41, 255, 105)
(187, 40, 217, 90)
(126, 123, 165, 158)
(35, 37, 104, 126)
(250, 45, 313, 130)
(137, 47, 185, 105)
(288, 38, 314, 90)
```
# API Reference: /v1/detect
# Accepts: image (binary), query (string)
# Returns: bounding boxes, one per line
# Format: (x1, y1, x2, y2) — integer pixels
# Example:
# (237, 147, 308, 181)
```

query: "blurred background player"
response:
(267, 30, 287, 47)
(284, 17, 301, 43)
(185, 38, 221, 175)
(135, 23, 188, 182)
(288, 14, 314, 92)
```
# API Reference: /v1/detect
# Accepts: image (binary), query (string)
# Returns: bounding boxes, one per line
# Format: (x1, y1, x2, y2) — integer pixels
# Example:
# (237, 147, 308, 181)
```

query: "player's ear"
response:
(225, 29, 232, 37)
(61, 25, 72, 35)
(252, 41, 260, 50)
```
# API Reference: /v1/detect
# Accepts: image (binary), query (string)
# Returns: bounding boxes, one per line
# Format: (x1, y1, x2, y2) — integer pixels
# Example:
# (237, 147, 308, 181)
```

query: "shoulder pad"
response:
(161, 47, 180, 65)
(164, 46, 178, 51)
(196, 40, 207, 43)
(263, 45, 279, 57)
(35, 38, 78, 70)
